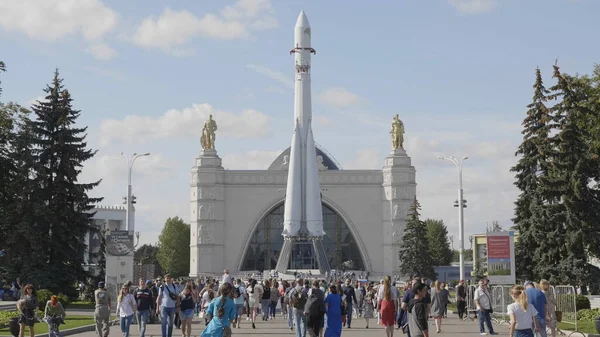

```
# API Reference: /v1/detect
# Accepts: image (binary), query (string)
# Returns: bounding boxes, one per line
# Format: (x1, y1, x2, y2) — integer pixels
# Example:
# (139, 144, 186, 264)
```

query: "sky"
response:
(1, 0, 599, 249)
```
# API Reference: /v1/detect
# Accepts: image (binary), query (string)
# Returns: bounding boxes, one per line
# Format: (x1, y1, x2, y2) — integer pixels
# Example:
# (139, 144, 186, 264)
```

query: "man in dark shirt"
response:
(407, 283, 429, 337)
(135, 279, 154, 337)
(343, 279, 358, 328)
(456, 280, 467, 320)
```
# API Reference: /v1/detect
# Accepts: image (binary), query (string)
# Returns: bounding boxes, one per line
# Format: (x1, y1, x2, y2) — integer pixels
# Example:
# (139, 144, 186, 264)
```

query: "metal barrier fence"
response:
(553, 285, 580, 336)
(466, 285, 478, 313)
(490, 285, 513, 325)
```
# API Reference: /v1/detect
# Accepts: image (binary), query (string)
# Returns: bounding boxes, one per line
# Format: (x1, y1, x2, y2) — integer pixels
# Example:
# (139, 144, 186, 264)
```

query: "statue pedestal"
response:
(385, 148, 411, 166)
(196, 149, 222, 167)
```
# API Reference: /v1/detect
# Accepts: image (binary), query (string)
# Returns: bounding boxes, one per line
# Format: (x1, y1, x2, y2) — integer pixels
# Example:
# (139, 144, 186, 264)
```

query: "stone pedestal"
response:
(381, 147, 417, 276)
(189, 150, 225, 277)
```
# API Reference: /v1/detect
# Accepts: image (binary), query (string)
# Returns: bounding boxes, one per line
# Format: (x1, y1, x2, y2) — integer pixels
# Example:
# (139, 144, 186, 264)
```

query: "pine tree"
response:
(424, 219, 453, 266)
(29, 70, 102, 294)
(537, 64, 600, 287)
(510, 68, 554, 281)
(398, 197, 436, 279)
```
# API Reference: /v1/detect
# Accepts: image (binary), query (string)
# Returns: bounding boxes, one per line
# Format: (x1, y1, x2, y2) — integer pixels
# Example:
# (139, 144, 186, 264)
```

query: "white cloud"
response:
(266, 86, 286, 94)
(86, 43, 117, 60)
(132, 0, 277, 54)
(236, 88, 256, 100)
(318, 87, 362, 109)
(343, 148, 383, 170)
(82, 153, 178, 185)
(247, 64, 293, 89)
(0, 0, 117, 41)
(26, 95, 45, 108)
(222, 150, 283, 170)
(448, 0, 498, 14)
(98, 103, 271, 146)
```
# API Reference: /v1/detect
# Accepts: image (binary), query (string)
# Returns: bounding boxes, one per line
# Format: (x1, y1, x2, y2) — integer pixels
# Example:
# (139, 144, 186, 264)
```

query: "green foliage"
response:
(157, 217, 191, 278)
(0, 310, 43, 329)
(423, 219, 453, 266)
(452, 249, 473, 263)
(36, 289, 71, 310)
(512, 64, 600, 288)
(576, 308, 600, 322)
(575, 294, 591, 310)
(398, 198, 436, 280)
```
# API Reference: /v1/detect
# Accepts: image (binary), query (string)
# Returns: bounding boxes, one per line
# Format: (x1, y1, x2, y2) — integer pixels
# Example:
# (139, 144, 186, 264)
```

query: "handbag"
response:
(483, 290, 494, 314)
(555, 311, 562, 322)
(164, 285, 178, 301)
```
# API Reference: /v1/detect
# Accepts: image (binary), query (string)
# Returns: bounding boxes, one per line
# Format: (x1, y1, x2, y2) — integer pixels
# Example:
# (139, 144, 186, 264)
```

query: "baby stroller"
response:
(44, 315, 65, 337)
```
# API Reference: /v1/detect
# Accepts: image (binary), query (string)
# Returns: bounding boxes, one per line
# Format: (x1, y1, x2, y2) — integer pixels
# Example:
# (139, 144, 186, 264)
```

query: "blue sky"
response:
(1, 0, 598, 248)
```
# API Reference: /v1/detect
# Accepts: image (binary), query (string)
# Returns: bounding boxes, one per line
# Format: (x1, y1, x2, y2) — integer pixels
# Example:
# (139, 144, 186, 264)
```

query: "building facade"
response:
(189, 145, 417, 277)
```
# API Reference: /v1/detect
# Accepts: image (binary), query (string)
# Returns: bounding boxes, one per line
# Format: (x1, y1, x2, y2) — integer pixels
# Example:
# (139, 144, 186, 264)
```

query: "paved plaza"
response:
(68, 315, 512, 337)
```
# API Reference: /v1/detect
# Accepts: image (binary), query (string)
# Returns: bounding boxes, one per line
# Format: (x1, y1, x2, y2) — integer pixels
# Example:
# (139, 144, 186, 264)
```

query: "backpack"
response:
(304, 293, 321, 316)
(234, 286, 241, 299)
(291, 287, 308, 309)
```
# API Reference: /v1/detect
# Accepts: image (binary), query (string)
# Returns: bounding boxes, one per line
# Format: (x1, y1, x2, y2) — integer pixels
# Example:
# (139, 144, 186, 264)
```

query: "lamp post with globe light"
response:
(437, 155, 468, 281)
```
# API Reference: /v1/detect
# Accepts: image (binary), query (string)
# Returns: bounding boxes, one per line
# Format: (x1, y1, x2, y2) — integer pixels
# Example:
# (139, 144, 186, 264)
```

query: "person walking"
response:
(539, 280, 557, 337)
(362, 285, 375, 329)
(508, 285, 541, 337)
(201, 283, 236, 337)
(474, 279, 497, 335)
(156, 274, 179, 337)
(17, 284, 39, 337)
(134, 280, 153, 337)
(94, 282, 112, 337)
(44, 295, 66, 337)
(407, 283, 429, 337)
(290, 278, 309, 337)
(430, 281, 445, 333)
(324, 285, 342, 337)
(524, 281, 547, 337)
(455, 280, 467, 320)
(377, 276, 398, 337)
(117, 284, 137, 337)
(178, 284, 195, 337)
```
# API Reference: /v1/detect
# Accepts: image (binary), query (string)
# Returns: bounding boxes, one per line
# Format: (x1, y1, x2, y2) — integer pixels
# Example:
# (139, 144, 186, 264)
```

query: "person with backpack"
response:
(233, 279, 246, 328)
(156, 274, 179, 337)
(304, 280, 326, 337)
(289, 278, 309, 337)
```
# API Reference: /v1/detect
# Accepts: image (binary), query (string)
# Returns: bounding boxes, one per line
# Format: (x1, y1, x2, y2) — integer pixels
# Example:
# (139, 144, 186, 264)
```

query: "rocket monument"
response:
(275, 11, 331, 274)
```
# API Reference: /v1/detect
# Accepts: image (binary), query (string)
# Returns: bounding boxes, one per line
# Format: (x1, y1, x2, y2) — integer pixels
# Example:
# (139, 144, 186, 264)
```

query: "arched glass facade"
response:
(241, 203, 365, 271)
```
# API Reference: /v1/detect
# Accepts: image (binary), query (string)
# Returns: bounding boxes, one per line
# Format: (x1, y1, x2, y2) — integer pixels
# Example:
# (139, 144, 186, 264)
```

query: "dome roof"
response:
(268, 145, 341, 170)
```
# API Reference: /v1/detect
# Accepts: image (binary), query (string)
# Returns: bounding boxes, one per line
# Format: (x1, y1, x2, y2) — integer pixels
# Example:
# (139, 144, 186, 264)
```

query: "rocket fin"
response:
(282, 120, 302, 237)
(305, 123, 325, 237)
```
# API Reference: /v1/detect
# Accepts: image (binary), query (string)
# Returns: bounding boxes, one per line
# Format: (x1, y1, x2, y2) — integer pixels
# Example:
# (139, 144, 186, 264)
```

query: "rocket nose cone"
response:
(295, 10, 310, 28)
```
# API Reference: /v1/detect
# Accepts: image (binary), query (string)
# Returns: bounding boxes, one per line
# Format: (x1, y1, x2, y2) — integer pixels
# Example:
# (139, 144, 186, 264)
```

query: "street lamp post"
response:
(438, 155, 468, 281)
(121, 152, 150, 231)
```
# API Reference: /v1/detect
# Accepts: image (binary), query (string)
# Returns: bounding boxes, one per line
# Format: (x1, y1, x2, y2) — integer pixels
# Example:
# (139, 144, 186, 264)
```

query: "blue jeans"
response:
(514, 329, 534, 337)
(287, 305, 294, 328)
(293, 308, 306, 337)
(477, 309, 495, 334)
(346, 302, 354, 327)
(160, 307, 175, 337)
(120, 314, 134, 337)
(136, 310, 149, 337)
(536, 318, 547, 337)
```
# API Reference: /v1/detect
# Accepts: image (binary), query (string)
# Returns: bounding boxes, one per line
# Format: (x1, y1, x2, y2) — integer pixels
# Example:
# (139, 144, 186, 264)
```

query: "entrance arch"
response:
(239, 202, 367, 271)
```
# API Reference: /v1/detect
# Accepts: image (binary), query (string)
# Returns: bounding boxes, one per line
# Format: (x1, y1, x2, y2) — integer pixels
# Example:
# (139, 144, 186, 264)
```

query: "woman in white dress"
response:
(246, 279, 263, 329)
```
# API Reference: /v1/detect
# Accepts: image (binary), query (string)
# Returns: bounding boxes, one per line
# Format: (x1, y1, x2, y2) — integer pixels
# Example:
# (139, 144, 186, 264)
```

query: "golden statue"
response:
(390, 114, 405, 150)
(200, 114, 218, 150)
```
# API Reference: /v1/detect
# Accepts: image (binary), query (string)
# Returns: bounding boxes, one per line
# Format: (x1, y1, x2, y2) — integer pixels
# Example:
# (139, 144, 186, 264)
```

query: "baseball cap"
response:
(523, 281, 534, 287)
(146, 280, 152, 285)
(98, 281, 105, 288)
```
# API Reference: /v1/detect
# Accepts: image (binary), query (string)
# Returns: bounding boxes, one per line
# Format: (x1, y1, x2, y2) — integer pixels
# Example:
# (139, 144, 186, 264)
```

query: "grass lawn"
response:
(0, 316, 97, 336)
(558, 321, 597, 335)
(67, 301, 95, 310)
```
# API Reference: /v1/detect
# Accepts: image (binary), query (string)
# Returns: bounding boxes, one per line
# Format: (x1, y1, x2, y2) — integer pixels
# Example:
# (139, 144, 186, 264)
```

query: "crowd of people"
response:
(4, 270, 562, 337)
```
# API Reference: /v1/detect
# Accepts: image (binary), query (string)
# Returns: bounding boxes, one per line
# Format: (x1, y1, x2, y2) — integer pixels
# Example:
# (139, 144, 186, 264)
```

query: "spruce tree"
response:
(510, 68, 554, 281)
(30, 70, 102, 293)
(539, 64, 600, 287)
(398, 197, 436, 279)
(424, 219, 453, 266)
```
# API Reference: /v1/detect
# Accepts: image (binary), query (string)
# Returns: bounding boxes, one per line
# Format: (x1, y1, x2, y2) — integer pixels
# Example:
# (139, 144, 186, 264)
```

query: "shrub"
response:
(577, 308, 600, 322)
(57, 293, 71, 308)
(576, 295, 591, 310)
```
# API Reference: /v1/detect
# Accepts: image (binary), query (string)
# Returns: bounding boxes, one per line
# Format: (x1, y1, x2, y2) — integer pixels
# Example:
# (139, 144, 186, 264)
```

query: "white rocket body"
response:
(282, 11, 325, 238)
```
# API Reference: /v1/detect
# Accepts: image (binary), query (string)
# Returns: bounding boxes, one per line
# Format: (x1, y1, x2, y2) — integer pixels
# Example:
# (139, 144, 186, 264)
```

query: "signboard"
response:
(88, 224, 103, 264)
(486, 231, 516, 284)
(106, 231, 133, 256)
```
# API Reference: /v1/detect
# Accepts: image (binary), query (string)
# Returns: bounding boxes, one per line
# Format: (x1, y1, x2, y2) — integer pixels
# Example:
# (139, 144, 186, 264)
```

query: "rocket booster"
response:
(282, 11, 325, 238)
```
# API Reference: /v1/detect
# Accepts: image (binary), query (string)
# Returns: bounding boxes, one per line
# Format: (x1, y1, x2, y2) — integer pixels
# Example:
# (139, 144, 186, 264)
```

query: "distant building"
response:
(435, 262, 474, 282)
(83, 205, 129, 276)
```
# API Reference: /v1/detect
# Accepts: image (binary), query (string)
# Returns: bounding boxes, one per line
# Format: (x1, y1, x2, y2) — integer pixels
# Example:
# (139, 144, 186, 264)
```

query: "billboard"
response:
(486, 231, 516, 284)
(106, 230, 133, 256)
(88, 224, 103, 264)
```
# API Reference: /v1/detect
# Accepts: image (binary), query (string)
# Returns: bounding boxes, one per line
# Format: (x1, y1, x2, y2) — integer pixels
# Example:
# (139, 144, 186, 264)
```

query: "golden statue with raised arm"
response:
(201, 114, 218, 150)
(390, 114, 405, 150)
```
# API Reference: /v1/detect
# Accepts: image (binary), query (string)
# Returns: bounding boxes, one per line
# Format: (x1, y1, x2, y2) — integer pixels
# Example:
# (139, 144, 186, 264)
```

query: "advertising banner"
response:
(106, 230, 133, 256)
(88, 224, 103, 264)
(486, 231, 516, 285)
